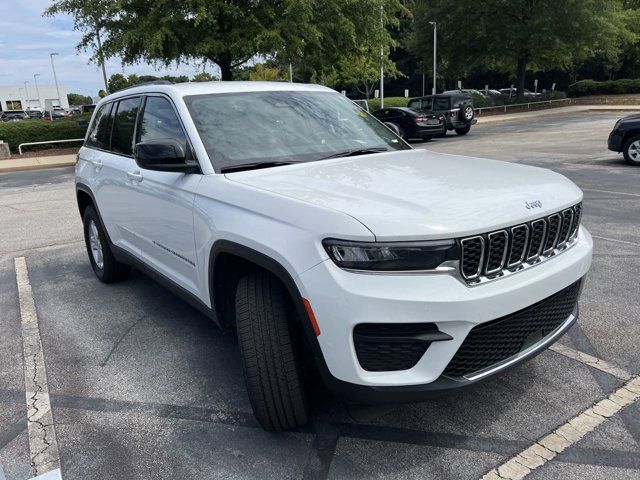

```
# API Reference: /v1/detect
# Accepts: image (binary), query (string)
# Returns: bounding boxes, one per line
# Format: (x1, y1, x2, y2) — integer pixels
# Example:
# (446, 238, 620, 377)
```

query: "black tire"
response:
(455, 124, 471, 135)
(622, 134, 640, 165)
(82, 205, 130, 283)
(458, 104, 475, 124)
(235, 272, 309, 431)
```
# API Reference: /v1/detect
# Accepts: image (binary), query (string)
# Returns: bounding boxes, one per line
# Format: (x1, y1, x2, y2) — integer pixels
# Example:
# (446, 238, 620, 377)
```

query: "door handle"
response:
(126, 171, 143, 182)
(87, 158, 103, 170)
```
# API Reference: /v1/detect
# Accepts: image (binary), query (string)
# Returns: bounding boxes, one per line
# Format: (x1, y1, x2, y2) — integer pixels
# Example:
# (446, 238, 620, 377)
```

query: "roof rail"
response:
(114, 80, 173, 93)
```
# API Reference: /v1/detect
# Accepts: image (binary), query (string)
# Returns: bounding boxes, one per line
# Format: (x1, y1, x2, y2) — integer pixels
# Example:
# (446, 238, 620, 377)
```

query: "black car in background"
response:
(371, 107, 445, 141)
(407, 92, 476, 135)
(608, 114, 640, 165)
(1, 110, 30, 121)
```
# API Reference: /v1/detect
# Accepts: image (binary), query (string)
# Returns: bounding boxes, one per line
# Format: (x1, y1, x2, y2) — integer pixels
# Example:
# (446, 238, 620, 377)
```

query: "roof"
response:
(100, 81, 334, 103)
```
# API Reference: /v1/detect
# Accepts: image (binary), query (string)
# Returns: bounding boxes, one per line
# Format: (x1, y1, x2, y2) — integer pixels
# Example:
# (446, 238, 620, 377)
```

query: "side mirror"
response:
(383, 122, 402, 137)
(134, 139, 198, 172)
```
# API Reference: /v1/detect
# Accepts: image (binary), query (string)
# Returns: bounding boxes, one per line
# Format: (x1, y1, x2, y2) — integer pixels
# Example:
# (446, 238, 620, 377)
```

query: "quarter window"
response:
(85, 102, 113, 150)
(110, 97, 141, 155)
(138, 96, 187, 153)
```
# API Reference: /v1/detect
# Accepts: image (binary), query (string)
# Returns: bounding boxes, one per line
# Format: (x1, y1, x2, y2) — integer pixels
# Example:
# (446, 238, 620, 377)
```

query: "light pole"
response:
(379, 0, 384, 108)
(23, 81, 30, 110)
(429, 22, 437, 95)
(95, 25, 109, 94)
(33, 74, 42, 110)
(50, 53, 62, 108)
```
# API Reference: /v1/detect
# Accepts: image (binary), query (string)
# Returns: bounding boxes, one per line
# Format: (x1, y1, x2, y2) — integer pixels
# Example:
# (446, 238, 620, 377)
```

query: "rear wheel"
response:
(235, 272, 309, 431)
(455, 125, 471, 136)
(82, 205, 130, 283)
(623, 135, 640, 165)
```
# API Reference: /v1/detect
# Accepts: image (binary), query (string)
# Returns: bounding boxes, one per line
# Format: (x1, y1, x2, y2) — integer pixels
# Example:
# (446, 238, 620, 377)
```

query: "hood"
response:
(225, 149, 583, 240)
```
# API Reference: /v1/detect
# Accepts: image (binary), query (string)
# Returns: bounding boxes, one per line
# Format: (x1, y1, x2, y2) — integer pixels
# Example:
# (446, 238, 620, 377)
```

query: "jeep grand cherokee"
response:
(76, 81, 592, 431)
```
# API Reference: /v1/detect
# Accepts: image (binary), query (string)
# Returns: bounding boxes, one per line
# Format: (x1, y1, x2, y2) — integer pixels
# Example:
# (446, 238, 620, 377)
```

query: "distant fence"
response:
(475, 98, 572, 115)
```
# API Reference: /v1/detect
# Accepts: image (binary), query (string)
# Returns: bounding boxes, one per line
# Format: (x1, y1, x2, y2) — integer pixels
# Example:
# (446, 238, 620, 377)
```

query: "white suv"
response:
(76, 81, 592, 431)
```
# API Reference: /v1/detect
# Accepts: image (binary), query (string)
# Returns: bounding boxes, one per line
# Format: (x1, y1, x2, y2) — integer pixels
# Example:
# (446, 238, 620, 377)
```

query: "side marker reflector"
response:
(302, 298, 321, 336)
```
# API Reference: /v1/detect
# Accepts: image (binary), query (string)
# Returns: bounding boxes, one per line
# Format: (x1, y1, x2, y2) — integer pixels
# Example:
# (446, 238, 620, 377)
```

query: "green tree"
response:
(248, 64, 287, 81)
(67, 93, 93, 105)
(409, 0, 630, 97)
(98, 89, 107, 98)
(46, 0, 410, 82)
(191, 71, 219, 82)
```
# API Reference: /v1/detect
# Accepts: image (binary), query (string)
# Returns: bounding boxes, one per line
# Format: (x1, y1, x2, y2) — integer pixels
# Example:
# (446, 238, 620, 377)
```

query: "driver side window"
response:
(138, 96, 188, 154)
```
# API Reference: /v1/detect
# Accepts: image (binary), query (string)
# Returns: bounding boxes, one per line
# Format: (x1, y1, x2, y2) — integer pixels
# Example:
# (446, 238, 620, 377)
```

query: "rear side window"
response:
(85, 103, 112, 150)
(111, 97, 141, 155)
(138, 96, 188, 153)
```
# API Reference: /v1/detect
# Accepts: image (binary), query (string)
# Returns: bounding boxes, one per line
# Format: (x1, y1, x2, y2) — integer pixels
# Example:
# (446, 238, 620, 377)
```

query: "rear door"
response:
(91, 96, 143, 256)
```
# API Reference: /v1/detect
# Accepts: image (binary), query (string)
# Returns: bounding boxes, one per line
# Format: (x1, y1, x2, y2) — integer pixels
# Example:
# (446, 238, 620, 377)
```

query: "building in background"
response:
(0, 84, 68, 111)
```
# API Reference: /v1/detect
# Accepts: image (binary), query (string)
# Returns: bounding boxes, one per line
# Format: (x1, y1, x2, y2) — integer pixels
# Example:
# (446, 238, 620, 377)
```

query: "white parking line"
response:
(591, 235, 640, 247)
(14, 257, 61, 478)
(550, 344, 633, 381)
(481, 375, 640, 480)
(583, 188, 640, 198)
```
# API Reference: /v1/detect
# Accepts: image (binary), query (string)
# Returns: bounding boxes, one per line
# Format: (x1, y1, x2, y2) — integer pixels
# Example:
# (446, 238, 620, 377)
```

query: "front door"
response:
(124, 95, 202, 296)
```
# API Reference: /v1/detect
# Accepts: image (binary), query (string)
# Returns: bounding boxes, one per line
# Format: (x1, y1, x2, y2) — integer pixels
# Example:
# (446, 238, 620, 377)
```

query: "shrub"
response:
(366, 96, 409, 111)
(0, 116, 89, 153)
(568, 78, 640, 97)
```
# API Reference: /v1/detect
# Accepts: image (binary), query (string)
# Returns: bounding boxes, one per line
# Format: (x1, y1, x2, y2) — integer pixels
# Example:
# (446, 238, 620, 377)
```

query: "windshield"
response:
(184, 90, 408, 171)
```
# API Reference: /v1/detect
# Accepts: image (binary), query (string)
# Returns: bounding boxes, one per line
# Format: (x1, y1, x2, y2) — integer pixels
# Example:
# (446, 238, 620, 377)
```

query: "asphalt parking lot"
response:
(1, 111, 639, 480)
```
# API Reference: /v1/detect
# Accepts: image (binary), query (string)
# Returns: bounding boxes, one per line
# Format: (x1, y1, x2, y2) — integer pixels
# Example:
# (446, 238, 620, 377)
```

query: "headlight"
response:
(322, 238, 458, 271)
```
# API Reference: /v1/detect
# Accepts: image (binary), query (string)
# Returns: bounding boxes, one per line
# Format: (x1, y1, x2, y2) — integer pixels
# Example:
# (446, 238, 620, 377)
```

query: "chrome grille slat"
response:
(459, 203, 582, 285)
(485, 230, 508, 276)
(460, 236, 485, 280)
(558, 209, 574, 247)
(543, 213, 562, 255)
(507, 224, 529, 268)
(526, 219, 546, 261)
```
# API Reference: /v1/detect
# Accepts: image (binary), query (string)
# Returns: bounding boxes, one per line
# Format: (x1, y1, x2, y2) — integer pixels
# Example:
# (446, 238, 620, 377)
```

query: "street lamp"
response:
(379, 0, 384, 108)
(429, 22, 437, 95)
(33, 74, 42, 110)
(50, 53, 62, 108)
(23, 81, 30, 111)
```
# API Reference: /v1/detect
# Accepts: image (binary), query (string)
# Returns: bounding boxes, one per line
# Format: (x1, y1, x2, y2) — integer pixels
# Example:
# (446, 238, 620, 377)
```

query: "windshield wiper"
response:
(317, 147, 389, 161)
(221, 161, 299, 173)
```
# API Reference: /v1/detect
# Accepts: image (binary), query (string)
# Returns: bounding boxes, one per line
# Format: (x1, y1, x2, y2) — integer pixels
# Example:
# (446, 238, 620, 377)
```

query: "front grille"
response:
(353, 323, 441, 372)
(459, 203, 582, 283)
(443, 279, 582, 378)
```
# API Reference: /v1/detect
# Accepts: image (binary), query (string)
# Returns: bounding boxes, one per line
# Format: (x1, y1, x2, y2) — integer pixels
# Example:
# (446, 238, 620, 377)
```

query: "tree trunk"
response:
(516, 57, 527, 98)
(219, 62, 233, 81)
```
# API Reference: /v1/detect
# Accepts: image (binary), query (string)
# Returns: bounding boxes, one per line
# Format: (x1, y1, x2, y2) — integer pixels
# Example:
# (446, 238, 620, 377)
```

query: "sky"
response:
(0, 0, 217, 98)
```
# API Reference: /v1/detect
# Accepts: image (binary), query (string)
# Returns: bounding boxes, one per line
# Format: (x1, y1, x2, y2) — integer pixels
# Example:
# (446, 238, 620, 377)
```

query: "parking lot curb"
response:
(0, 158, 76, 174)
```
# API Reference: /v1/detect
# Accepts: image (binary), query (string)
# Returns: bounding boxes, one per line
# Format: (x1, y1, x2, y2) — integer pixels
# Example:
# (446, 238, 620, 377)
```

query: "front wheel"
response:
(82, 205, 130, 283)
(235, 272, 309, 431)
(455, 125, 471, 135)
(623, 135, 640, 165)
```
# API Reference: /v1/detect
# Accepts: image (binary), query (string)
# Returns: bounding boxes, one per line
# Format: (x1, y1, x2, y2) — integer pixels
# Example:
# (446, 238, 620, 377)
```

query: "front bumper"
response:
(608, 129, 623, 152)
(297, 227, 592, 401)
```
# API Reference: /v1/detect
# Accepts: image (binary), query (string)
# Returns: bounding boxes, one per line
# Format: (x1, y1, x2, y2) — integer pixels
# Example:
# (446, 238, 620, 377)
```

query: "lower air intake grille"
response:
(353, 323, 440, 372)
(443, 279, 582, 378)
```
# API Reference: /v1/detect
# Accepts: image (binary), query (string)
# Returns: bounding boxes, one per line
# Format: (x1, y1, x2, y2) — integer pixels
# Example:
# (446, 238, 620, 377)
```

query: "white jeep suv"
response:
(76, 81, 592, 431)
